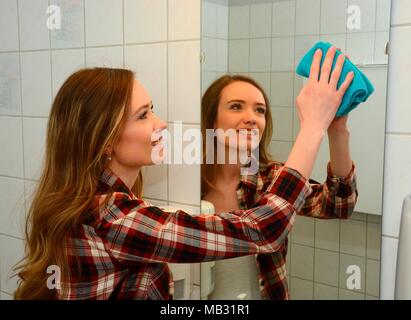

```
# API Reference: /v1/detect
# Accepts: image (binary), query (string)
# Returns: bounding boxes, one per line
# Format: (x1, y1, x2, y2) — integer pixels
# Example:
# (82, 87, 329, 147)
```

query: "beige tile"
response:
(285, 243, 291, 275)
(290, 244, 314, 280)
(290, 277, 313, 300)
(340, 220, 367, 257)
(339, 254, 366, 293)
(366, 222, 382, 260)
(367, 214, 382, 224)
(366, 259, 380, 297)
(315, 219, 340, 252)
(338, 288, 365, 300)
(366, 295, 379, 300)
(351, 211, 367, 222)
(291, 215, 314, 247)
(314, 283, 338, 300)
(314, 249, 339, 287)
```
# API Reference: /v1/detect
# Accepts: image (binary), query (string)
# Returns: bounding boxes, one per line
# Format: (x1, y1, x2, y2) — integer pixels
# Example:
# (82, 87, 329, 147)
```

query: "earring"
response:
(107, 154, 112, 161)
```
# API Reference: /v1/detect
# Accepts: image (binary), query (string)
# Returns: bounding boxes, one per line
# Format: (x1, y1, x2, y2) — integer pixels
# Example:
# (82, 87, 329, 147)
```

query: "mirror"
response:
(200, 0, 390, 300)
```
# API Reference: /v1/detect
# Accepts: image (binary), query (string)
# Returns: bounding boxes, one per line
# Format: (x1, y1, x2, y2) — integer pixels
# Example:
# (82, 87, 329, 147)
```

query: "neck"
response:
(107, 160, 141, 191)
(218, 163, 241, 184)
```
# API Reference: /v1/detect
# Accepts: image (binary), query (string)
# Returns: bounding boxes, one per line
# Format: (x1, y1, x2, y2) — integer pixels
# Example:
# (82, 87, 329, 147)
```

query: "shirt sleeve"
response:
(98, 166, 312, 265)
(297, 161, 358, 219)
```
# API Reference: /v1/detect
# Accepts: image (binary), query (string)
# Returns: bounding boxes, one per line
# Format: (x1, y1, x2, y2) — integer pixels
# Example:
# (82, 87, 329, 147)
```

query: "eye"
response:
(139, 110, 148, 120)
(230, 103, 241, 110)
(256, 107, 266, 114)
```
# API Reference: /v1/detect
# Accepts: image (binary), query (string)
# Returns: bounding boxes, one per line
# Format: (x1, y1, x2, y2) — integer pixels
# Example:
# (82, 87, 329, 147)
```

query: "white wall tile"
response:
(269, 141, 292, 163)
(0, 0, 19, 52)
(86, 46, 124, 68)
(0, 291, 13, 300)
(250, 3, 272, 38)
(202, 37, 217, 72)
(229, 5, 249, 39)
(346, 32, 375, 64)
(201, 71, 217, 95)
(168, 41, 200, 123)
(228, 39, 249, 72)
(347, 0, 377, 33)
(168, 202, 201, 216)
(249, 38, 271, 72)
(0, 117, 23, 177)
(216, 39, 228, 72)
(125, 43, 167, 122)
(272, 1, 295, 37)
(271, 37, 294, 72)
(386, 25, 411, 134)
(168, 0, 200, 41)
(294, 35, 320, 65)
(376, 0, 392, 31)
(23, 118, 47, 181)
(380, 236, 397, 299)
(20, 51, 52, 117)
(18, 0, 50, 50)
(124, 0, 167, 44)
(0, 235, 24, 294)
(0, 52, 21, 116)
(141, 164, 168, 201)
(248, 72, 270, 98)
(295, 0, 321, 35)
(374, 32, 389, 64)
(85, 0, 123, 47)
(271, 107, 293, 142)
(320, 34, 347, 52)
(217, 4, 229, 39)
(270, 72, 294, 107)
(51, 48, 85, 97)
(390, 0, 411, 25)
(321, 0, 348, 34)
(314, 249, 339, 286)
(202, 1, 217, 38)
(50, 0, 85, 49)
(382, 135, 411, 237)
(0, 177, 25, 239)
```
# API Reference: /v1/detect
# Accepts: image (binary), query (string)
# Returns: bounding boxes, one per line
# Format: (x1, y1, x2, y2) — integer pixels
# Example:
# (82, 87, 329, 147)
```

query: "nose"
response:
(242, 107, 257, 126)
(153, 113, 167, 131)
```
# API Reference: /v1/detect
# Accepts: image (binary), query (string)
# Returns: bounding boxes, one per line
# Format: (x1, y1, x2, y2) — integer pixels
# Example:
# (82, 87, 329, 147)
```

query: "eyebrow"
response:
(226, 99, 266, 107)
(131, 102, 153, 116)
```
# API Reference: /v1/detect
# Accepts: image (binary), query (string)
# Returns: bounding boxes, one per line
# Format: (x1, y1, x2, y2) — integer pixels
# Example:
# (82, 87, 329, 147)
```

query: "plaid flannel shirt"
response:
(237, 160, 358, 300)
(60, 165, 313, 299)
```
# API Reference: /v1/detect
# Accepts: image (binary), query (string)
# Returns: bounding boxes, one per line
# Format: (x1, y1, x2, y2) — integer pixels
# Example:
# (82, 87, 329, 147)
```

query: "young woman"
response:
(201, 46, 358, 299)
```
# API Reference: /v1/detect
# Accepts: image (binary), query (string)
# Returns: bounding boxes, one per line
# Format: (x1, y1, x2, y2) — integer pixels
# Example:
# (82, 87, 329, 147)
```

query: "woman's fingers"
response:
(337, 71, 355, 98)
(319, 46, 337, 84)
(329, 53, 346, 89)
(309, 49, 322, 83)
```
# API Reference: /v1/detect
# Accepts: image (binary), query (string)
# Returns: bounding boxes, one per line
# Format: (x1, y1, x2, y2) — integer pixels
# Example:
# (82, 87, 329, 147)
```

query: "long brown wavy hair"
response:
(14, 67, 143, 299)
(201, 74, 274, 195)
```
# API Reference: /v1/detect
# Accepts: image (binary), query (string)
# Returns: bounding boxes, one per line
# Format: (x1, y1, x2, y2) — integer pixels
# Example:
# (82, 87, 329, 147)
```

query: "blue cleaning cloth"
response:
(296, 41, 375, 117)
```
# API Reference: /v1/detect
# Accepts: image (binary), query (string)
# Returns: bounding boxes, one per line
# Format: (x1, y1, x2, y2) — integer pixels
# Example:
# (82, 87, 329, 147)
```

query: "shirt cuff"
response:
(326, 161, 357, 196)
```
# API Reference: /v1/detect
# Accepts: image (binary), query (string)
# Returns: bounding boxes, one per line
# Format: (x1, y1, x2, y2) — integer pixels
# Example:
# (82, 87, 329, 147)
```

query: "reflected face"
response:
(111, 80, 167, 167)
(214, 81, 267, 150)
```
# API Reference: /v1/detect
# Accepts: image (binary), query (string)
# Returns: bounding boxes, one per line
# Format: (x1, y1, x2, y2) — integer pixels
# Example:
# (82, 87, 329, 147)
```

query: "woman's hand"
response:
(295, 46, 354, 134)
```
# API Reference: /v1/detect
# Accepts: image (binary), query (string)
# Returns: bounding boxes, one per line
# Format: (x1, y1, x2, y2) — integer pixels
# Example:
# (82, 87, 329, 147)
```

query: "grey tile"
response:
(314, 283, 338, 300)
(339, 254, 366, 294)
(351, 211, 367, 221)
(367, 214, 382, 224)
(290, 244, 314, 281)
(290, 277, 313, 300)
(291, 215, 314, 247)
(338, 288, 365, 300)
(340, 219, 367, 257)
(314, 249, 339, 287)
(366, 259, 380, 297)
(315, 219, 340, 252)
(366, 222, 382, 260)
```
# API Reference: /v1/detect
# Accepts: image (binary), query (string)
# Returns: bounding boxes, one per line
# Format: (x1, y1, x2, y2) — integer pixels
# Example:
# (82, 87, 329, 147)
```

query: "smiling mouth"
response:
(236, 129, 258, 136)
(151, 136, 163, 146)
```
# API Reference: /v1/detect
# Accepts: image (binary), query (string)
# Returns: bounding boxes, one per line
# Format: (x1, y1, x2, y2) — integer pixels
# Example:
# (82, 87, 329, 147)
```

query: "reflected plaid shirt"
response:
(238, 160, 358, 300)
(60, 165, 314, 299)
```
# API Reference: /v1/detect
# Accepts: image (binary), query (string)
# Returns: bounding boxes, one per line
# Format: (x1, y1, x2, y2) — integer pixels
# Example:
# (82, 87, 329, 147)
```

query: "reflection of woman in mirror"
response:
(15, 67, 322, 300)
(201, 47, 359, 299)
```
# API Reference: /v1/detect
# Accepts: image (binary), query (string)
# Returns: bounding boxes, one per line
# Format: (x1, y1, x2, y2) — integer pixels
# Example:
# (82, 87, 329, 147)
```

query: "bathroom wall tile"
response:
(340, 219, 367, 257)
(228, 39, 249, 73)
(346, 32, 375, 65)
(339, 253, 366, 293)
(347, 0, 377, 33)
(0, 177, 25, 239)
(168, 41, 200, 124)
(0, 291, 13, 300)
(367, 222, 382, 260)
(320, 34, 347, 53)
(292, 105, 300, 140)
(20, 51, 52, 117)
(380, 236, 397, 299)
(366, 259, 380, 296)
(338, 288, 365, 299)
(24, 180, 36, 216)
(290, 244, 314, 280)
(271, 37, 294, 72)
(269, 141, 292, 163)
(0, 52, 21, 116)
(202, 1, 217, 38)
(217, 4, 229, 39)
(85, 0, 123, 47)
(124, 0, 167, 44)
(201, 71, 217, 95)
(272, 0, 295, 37)
(23, 118, 47, 181)
(0, 117, 23, 178)
(143, 198, 168, 208)
(390, 0, 411, 25)
(0, 0, 19, 52)
(320, 0, 348, 34)
(18, 0, 50, 50)
(86, 46, 124, 68)
(290, 277, 313, 300)
(368, 214, 382, 224)
(248, 72, 270, 98)
(249, 38, 271, 72)
(270, 72, 294, 107)
(314, 283, 339, 300)
(202, 37, 217, 72)
(286, 244, 291, 275)
(291, 215, 314, 246)
(351, 211, 367, 222)
(376, 0, 392, 31)
(250, 3, 272, 38)
(229, 5, 249, 39)
(168, 0, 200, 41)
(314, 249, 339, 287)
(51, 48, 85, 98)
(169, 203, 200, 217)
(271, 107, 293, 142)
(0, 235, 24, 294)
(386, 26, 411, 134)
(374, 32, 389, 64)
(382, 135, 411, 237)
(216, 39, 228, 72)
(366, 294, 379, 300)
(125, 43, 167, 122)
(50, 0, 85, 49)
(315, 219, 340, 252)
(191, 263, 201, 286)
(294, 35, 320, 65)
(141, 165, 168, 201)
(295, 0, 321, 36)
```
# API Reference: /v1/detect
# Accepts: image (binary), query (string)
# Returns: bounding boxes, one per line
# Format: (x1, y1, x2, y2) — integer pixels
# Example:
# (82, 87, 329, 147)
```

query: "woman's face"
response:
(214, 81, 267, 151)
(111, 80, 167, 167)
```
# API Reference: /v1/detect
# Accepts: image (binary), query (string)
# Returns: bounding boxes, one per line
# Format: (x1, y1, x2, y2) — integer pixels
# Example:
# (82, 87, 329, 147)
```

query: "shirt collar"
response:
(99, 167, 136, 199)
